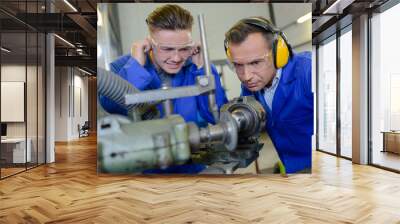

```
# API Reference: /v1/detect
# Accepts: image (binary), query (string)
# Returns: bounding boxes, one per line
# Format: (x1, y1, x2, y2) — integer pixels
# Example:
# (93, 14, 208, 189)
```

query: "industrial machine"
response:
(97, 14, 266, 174)
(97, 66, 266, 174)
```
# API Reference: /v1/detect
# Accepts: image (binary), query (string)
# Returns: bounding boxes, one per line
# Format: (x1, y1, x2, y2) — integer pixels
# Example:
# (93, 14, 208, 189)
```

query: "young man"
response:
(224, 17, 313, 173)
(101, 4, 227, 126)
(100, 4, 228, 173)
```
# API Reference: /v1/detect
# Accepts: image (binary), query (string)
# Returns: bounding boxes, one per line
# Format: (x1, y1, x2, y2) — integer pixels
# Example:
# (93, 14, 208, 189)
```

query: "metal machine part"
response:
(98, 115, 191, 173)
(189, 96, 266, 151)
(98, 13, 266, 174)
(198, 13, 219, 123)
(125, 74, 215, 105)
(188, 111, 238, 151)
(194, 139, 264, 174)
(221, 96, 266, 138)
(98, 96, 266, 173)
(161, 82, 174, 116)
(189, 96, 266, 174)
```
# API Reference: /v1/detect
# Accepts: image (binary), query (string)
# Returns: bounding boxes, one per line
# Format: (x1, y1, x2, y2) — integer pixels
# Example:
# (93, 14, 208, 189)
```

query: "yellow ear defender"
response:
(274, 35, 290, 69)
(226, 47, 232, 61)
(224, 17, 293, 69)
(149, 49, 154, 62)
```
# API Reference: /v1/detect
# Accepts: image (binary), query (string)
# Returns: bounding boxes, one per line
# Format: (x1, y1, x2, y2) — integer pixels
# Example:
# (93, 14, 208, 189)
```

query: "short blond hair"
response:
(146, 4, 193, 32)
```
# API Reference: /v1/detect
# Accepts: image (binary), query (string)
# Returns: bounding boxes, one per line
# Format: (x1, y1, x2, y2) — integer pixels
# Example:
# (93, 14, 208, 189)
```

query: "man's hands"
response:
(131, 39, 151, 66)
(191, 42, 203, 69)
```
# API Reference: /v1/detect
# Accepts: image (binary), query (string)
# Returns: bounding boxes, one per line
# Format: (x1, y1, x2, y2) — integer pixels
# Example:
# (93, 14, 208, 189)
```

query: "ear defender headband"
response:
(224, 17, 293, 69)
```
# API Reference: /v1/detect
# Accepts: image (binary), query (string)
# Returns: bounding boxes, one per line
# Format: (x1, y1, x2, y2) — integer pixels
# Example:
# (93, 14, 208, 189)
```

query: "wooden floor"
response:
(0, 167, 26, 178)
(1, 135, 400, 223)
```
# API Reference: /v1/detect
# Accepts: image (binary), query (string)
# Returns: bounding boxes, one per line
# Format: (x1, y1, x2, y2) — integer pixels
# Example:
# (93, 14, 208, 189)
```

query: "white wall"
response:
(72, 74, 89, 138)
(217, 65, 243, 100)
(55, 67, 68, 141)
(294, 43, 312, 53)
(54, 67, 89, 141)
(273, 4, 311, 50)
(1, 65, 26, 82)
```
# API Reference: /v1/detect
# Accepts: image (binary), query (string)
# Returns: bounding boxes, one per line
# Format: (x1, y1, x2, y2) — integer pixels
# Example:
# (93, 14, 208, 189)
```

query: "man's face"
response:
(150, 29, 194, 74)
(228, 32, 276, 92)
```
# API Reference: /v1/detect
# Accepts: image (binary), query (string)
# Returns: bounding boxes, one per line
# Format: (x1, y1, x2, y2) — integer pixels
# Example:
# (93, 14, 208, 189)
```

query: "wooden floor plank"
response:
(0, 135, 400, 223)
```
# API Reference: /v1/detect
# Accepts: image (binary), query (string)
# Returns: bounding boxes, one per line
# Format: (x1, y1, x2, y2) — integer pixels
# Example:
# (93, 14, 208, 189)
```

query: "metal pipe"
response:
(198, 14, 211, 78)
(97, 67, 158, 120)
(162, 100, 173, 116)
(199, 125, 226, 144)
(198, 14, 219, 123)
(97, 67, 143, 110)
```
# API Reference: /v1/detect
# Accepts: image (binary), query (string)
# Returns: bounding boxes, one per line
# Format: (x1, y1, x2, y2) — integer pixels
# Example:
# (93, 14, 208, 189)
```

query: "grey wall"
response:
(54, 67, 89, 141)
(117, 3, 311, 60)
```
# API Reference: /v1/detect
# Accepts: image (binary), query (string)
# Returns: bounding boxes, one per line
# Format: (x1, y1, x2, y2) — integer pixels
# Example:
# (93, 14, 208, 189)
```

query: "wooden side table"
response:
(381, 131, 400, 154)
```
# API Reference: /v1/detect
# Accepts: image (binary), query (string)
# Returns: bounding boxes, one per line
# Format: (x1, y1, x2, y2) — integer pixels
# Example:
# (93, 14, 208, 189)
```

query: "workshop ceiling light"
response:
(323, 0, 342, 14)
(54, 34, 75, 48)
(297, 12, 312, 24)
(322, 0, 354, 14)
(1, 47, 11, 53)
(78, 67, 92, 76)
(97, 10, 103, 27)
(63, 0, 78, 12)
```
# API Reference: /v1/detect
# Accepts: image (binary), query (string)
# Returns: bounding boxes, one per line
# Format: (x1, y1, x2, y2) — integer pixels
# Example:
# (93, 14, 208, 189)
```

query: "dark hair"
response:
(225, 18, 274, 48)
(146, 4, 193, 32)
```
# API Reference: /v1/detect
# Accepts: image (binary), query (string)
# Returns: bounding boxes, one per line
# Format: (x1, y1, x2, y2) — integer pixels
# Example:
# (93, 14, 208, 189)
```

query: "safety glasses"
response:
(229, 52, 272, 75)
(149, 37, 195, 58)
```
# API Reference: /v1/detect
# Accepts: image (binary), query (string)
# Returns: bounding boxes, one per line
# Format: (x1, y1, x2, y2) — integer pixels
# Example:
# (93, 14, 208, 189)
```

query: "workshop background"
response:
(97, 3, 313, 174)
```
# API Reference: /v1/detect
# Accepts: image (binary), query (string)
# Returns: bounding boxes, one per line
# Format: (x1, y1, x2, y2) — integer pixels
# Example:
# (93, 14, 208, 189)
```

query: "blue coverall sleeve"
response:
(117, 57, 156, 91)
(110, 54, 131, 74)
(301, 52, 313, 97)
(300, 52, 313, 136)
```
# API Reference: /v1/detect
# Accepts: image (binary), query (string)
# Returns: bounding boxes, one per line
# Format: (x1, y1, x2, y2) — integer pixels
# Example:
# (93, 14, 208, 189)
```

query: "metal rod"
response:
(198, 14, 219, 122)
(162, 100, 173, 117)
(161, 83, 173, 116)
(199, 14, 211, 78)
(125, 81, 213, 105)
